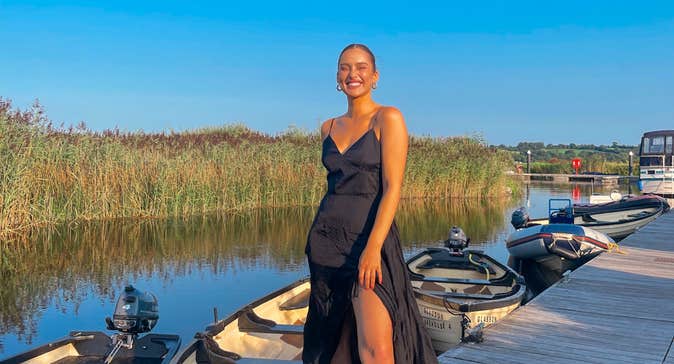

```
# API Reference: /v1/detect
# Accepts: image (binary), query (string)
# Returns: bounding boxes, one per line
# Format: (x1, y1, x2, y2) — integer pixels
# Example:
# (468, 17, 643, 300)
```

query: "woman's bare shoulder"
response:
(376, 106, 406, 130)
(320, 118, 334, 139)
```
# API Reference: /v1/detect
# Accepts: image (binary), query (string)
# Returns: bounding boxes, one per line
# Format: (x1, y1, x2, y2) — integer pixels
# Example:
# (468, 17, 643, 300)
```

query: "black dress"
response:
(303, 125, 438, 364)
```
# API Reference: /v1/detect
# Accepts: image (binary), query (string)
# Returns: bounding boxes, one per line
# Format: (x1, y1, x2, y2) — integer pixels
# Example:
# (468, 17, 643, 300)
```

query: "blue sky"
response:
(1, 1, 673, 145)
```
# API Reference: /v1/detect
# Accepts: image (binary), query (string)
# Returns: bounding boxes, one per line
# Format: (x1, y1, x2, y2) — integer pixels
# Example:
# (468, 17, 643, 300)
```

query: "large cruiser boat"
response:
(639, 130, 674, 197)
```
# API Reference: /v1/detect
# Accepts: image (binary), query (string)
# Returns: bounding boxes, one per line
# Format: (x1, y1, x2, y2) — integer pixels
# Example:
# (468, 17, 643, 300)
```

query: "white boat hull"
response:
(415, 296, 521, 352)
(407, 248, 525, 351)
(506, 224, 615, 272)
(640, 178, 674, 196)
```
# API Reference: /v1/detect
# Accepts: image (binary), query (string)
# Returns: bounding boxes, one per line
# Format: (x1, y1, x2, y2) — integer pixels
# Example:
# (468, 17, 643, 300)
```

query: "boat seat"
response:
(416, 289, 500, 300)
(417, 254, 496, 274)
(238, 309, 304, 335)
(550, 209, 574, 224)
(279, 289, 310, 311)
(409, 273, 514, 287)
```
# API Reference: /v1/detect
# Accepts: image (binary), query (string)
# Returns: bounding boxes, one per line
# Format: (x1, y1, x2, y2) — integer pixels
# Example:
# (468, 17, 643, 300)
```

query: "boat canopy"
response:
(640, 130, 674, 166)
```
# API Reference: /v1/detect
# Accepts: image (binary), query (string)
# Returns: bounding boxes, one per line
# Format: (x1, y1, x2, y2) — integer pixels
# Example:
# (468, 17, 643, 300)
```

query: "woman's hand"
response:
(358, 245, 383, 289)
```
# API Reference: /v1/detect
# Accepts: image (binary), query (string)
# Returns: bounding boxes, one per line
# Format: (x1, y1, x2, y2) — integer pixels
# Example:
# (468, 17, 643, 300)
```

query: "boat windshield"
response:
(641, 134, 673, 155)
(640, 131, 674, 167)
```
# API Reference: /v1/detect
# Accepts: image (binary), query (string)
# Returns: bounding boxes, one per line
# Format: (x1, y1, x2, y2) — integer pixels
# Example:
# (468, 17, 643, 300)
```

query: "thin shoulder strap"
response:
(328, 118, 335, 135)
(372, 108, 382, 141)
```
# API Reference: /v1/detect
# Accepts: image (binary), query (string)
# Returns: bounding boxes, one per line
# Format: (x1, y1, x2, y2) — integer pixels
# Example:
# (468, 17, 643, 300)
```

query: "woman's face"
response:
(337, 48, 379, 98)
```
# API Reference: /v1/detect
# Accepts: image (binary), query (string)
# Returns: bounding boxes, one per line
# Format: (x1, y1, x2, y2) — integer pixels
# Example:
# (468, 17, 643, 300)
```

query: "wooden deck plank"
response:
(468, 305, 673, 357)
(442, 341, 648, 364)
(486, 308, 674, 347)
(439, 212, 674, 363)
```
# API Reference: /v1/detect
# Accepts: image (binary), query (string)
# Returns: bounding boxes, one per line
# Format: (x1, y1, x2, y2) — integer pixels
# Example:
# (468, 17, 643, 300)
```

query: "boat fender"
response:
(610, 190, 622, 201)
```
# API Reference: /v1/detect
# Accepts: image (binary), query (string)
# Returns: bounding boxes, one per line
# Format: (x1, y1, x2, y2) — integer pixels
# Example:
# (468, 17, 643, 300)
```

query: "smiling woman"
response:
(303, 44, 438, 364)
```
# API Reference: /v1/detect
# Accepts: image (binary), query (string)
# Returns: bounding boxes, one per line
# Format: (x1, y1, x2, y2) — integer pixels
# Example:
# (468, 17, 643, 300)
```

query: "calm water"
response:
(0, 183, 639, 357)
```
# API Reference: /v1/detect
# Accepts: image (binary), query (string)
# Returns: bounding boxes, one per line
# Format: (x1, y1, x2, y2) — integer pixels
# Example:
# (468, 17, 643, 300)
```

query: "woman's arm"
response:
(358, 106, 408, 289)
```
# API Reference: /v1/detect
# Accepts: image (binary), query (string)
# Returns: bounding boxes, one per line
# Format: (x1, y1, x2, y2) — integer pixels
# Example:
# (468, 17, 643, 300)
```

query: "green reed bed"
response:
(0, 98, 516, 238)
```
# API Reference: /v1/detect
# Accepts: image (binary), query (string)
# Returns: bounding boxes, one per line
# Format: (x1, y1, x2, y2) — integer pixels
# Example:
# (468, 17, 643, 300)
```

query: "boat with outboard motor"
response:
(172, 278, 309, 363)
(173, 228, 525, 362)
(511, 194, 669, 240)
(506, 223, 615, 274)
(407, 227, 526, 352)
(1, 285, 181, 364)
(506, 222, 617, 293)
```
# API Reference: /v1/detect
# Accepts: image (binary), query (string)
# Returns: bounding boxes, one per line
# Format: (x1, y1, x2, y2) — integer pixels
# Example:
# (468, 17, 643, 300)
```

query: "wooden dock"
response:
(439, 211, 674, 364)
(511, 173, 639, 186)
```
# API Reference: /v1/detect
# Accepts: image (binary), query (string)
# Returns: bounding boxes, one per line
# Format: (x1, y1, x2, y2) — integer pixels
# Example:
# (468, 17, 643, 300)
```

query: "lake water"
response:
(0, 182, 639, 358)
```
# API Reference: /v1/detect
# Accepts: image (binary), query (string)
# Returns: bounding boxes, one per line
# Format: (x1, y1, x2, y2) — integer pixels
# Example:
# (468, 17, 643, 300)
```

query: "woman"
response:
(303, 44, 438, 364)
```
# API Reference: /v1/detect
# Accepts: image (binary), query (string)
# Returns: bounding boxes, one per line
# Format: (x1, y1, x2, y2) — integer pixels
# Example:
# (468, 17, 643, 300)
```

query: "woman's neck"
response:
(346, 94, 378, 119)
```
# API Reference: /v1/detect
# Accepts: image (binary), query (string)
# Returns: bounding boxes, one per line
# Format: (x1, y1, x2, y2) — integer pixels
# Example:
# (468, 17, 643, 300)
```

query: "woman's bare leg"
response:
(330, 309, 354, 364)
(353, 287, 394, 364)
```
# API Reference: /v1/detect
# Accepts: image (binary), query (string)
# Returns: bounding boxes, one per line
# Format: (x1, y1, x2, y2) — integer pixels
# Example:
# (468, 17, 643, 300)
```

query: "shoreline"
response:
(0, 99, 518, 239)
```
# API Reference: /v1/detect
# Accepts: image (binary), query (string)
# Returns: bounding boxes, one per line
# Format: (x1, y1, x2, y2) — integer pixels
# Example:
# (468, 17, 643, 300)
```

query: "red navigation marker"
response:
(571, 158, 582, 174)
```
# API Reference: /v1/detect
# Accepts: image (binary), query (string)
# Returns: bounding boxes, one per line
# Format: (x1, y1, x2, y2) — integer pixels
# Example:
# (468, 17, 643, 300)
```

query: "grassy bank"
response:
(0, 98, 516, 238)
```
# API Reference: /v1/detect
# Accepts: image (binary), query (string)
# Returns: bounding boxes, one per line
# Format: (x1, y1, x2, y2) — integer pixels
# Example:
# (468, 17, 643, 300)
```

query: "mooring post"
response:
(628, 151, 634, 176)
(526, 150, 531, 174)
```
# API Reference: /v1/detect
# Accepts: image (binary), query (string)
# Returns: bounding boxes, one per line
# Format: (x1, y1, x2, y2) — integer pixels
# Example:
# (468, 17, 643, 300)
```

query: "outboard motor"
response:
(106, 285, 159, 334)
(511, 207, 530, 229)
(444, 226, 470, 252)
(103, 285, 159, 363)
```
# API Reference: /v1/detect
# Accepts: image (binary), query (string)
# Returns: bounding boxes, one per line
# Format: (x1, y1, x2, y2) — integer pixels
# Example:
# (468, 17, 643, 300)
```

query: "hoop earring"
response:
(336, 84, 343, 91)
(372, 83, 377, 90)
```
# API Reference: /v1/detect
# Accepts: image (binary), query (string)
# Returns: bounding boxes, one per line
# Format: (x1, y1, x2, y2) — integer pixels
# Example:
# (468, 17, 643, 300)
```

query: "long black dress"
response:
(303, 125, 438, 364)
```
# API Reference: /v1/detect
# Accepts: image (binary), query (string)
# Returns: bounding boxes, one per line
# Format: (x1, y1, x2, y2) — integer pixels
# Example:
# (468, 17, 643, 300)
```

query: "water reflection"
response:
(0, 197, 511, 356)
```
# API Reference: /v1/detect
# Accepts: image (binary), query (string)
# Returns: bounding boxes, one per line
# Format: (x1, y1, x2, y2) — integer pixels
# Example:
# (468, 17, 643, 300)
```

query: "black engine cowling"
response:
(444, 226, 469, 251)
(511, 207, 530, 229)
(106, 285, 159, 334)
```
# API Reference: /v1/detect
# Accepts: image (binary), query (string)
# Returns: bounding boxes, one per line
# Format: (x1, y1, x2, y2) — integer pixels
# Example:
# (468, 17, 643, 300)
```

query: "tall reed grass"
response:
(0, 98, 516, 238)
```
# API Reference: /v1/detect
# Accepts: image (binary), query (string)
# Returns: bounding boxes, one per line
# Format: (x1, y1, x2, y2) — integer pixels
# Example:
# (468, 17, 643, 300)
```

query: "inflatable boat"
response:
(511, 195, 669, 240)
(506, 223, 615, 275)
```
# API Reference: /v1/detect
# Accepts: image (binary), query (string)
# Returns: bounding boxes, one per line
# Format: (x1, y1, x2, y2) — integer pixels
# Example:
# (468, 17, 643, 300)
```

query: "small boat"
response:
(2, 285, 181, 364)
(174, 229, 525, 361)
(506, 223, 615, 276)
(511, 195, 669, 240)
(407, 227, 526, 352)
(172, 279, 309, 363)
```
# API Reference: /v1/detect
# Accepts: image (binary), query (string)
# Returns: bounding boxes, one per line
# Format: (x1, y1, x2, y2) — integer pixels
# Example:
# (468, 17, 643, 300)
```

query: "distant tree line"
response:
(494, 142, 639, 175)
